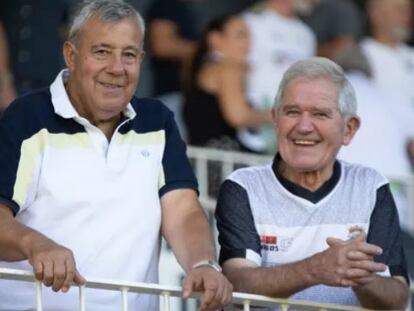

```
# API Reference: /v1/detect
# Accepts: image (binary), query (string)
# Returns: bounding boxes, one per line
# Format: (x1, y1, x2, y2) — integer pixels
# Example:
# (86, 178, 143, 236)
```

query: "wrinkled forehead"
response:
(282, 76, 340, 102)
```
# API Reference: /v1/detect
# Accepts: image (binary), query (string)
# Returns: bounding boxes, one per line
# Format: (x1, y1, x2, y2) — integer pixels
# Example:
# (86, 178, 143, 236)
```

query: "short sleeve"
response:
(158, 109, 198, 197)
(215, 179, 261, 266)
(0, 104, 27, 215)
(367, 184, 409, 283)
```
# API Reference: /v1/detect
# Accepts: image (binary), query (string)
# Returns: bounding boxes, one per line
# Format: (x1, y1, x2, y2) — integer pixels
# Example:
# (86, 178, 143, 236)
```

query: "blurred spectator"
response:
(184, 15, 272, 151)
(125, 0, 155, 98)
(335, 45, 414, 307)
(189, 0, 261, 35)
(147, 0, 198, 136)
(361, 0, 414, 108)
(0, 21, 15, 112)
(239, 0, 316, 153)
(299, 0, 363, 58)
(0, 0, 72, 112)
(336, 46, 414, 226)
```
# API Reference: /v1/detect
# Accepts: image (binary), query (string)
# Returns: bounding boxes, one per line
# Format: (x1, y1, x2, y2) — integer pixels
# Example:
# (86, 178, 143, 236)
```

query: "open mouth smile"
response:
(293, 139, 318, 146)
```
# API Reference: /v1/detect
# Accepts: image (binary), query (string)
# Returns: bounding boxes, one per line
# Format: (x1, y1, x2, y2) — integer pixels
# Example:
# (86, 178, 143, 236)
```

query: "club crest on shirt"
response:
(260, 234, 293, 252)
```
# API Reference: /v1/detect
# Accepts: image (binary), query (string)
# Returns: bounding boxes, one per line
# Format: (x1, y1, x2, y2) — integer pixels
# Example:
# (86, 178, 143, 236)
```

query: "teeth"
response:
(101, 83, 120, 88)
(294, 140, 316, 145)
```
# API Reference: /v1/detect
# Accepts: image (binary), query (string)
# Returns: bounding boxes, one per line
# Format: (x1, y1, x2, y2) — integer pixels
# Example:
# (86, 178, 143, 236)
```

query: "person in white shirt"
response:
(239, 0, 316, 153)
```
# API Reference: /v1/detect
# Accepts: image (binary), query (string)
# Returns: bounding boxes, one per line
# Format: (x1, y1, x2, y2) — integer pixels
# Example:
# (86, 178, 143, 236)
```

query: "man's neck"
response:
(65, 81, 121, 141)
(277, 161, 333, 192)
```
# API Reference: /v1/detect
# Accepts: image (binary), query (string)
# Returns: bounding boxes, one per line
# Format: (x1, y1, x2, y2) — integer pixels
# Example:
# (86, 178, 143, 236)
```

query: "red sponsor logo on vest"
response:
(260, 235, 277, 245)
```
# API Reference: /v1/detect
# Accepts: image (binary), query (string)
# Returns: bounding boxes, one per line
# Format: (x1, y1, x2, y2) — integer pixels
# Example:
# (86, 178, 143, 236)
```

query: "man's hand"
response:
(183, 266, 233, 311)
(310, 232, 386, 287)
(24, 234, 85, 292)
(0, 204, 85, 292)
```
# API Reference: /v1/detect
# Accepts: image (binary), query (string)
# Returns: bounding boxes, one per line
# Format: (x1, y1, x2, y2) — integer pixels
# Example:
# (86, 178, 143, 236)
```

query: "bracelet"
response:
(192, 260, 222, 273)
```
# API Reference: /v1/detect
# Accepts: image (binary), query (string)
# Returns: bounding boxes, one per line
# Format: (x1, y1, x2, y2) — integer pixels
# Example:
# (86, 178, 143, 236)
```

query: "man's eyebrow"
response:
(281, 104, 299, 110)
(123, 46, 140, 52)
(91, 43, 112, 49)
(91, 44, 140, 52)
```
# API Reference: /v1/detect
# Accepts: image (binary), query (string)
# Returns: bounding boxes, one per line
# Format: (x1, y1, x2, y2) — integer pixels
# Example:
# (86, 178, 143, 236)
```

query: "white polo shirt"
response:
(0, 70, 198, 310)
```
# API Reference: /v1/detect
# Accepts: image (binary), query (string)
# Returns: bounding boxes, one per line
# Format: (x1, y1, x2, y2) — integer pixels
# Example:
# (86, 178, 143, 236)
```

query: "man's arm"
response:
(161, 189, 232, 311)
(149, 20, 195, 62)
(353, 276, 408, 310)
(222, 232, 385, 298)
(0, 204, 85, 292)
(348, 184, 410, 309)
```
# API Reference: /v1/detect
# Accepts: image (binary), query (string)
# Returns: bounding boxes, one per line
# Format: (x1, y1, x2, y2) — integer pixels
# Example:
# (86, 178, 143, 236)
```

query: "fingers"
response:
(74, 270, 86, 285)
(326, 237, 345, 247)
(199, 277, 230, 311)
(52, 261, 67, 292)
(33, 261, 44, 281)
(199, 282, 217, 311)
(61, 260, 75, 293)
(182, 274, 198, 299)
(349, 260, 386, 274)
(347, 250, 373, 261)
(42, 260, 54, 287)
(184, 268, 232, 311)
(29, 243, 80, 292)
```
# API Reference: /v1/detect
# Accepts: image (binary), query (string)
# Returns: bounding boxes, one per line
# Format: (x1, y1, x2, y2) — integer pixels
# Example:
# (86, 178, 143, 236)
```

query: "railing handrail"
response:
(0, 267, 370, 311)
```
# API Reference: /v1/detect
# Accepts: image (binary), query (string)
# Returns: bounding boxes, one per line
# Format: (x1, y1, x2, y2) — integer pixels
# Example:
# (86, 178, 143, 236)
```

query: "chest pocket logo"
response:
(140, 149, 150, 158)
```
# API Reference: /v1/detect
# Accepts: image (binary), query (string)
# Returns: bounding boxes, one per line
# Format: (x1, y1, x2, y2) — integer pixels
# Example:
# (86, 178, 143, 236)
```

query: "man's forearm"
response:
(353, 276, 408, 310)
(0, 204, 42, 261)
(161, 190, 216, 272)
(223, 258, 316, 298)
(175, 206, 216, 271)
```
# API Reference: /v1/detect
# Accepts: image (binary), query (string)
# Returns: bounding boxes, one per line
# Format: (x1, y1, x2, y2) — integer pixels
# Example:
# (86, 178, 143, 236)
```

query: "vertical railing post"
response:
(281, 303, 289, 311)
(243, 300, 250, 311)
(195, 158, 208, 197)
(35, 280, 43, 311)
(79, 285, 86, 311)
(161, 291, 170, 311)
(121, 287, 129, 311)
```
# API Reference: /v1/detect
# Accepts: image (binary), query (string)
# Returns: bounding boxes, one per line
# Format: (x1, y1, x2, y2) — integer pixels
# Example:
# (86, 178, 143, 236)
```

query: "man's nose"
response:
(296, 113, 314, 132)
(107, 54, 125, 75)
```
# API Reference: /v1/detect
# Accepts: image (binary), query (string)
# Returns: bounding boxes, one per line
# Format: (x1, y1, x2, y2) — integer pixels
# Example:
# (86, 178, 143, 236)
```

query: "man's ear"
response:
(63, 41, 77, 71)
(343, 116, 360, 146)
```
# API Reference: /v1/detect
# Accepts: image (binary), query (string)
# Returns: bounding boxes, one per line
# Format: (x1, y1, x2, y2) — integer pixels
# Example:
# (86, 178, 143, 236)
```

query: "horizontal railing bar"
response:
(187, 146, 272, 165)
(0, 268, 371, 311)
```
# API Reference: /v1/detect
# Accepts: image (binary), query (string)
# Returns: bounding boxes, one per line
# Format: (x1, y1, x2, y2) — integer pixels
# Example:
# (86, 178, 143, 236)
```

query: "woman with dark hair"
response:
(183, 15, 272, 151)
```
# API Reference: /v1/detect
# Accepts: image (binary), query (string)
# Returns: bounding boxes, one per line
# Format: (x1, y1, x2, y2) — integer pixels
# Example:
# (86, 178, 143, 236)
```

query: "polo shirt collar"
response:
(49, 69, 137, 121)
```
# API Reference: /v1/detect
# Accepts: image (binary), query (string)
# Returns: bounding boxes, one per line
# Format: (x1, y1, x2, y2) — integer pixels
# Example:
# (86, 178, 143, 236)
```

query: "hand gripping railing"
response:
(0, 268, 370, 311)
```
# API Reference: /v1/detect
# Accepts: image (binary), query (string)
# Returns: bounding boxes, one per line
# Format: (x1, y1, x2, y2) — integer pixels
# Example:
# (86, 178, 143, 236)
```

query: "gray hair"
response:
(68, 0, 145, 46)
(274, 57, 358, 118)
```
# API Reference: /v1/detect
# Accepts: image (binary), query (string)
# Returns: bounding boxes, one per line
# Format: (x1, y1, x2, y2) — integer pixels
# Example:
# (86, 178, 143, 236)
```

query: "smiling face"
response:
(64, 16, 144, 125)
(274, 76, 359, 181)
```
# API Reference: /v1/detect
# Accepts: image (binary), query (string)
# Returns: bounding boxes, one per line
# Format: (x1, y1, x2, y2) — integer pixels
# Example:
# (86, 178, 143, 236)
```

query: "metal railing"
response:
(1, 147, 412, 310)
(0, 267, 369, 311)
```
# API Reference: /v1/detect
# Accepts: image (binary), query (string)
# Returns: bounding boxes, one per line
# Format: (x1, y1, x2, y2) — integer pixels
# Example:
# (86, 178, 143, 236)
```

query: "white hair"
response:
(68, 0, 145, 46)
(274, 57, 358, 118)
